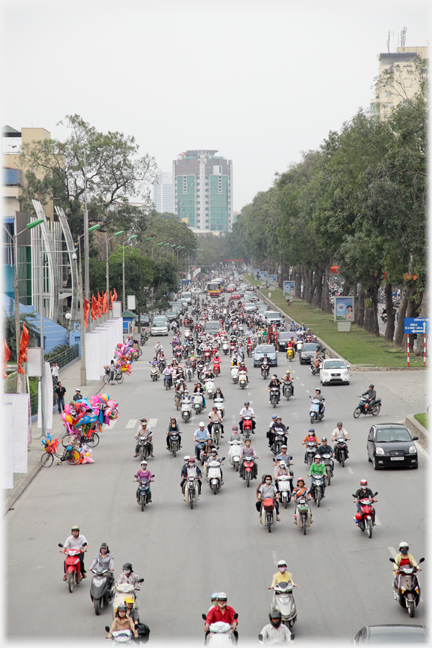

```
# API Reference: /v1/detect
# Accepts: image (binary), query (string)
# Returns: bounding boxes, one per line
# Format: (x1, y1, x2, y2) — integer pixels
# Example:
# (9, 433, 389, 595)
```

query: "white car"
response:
(150, 321, 169, 336)
(320, 359, 350, 385)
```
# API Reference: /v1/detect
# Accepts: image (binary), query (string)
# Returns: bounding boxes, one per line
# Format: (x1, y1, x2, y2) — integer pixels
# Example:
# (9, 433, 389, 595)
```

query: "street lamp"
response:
(122, 234, 138, 311)
(106, 230, 124, 309)
(151, 242, 164, 260)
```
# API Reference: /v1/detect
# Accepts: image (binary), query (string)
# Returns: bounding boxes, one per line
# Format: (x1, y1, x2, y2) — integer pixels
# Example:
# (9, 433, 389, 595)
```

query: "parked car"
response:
(253, 344, 277, 367)
(140, 314, 150, 327)
(320, 358, 350, 385)
(353, 625, 428, 644)
(150, 320, 169, 336)
(367, 423, 418, 470)
(298, 342, 326, 364)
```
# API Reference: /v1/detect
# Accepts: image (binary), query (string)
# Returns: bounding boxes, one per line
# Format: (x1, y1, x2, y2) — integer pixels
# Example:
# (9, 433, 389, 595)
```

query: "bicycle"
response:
(61, 429, 100, 449)
(40, 441, 81, 468)
(103, 368, 124, 385)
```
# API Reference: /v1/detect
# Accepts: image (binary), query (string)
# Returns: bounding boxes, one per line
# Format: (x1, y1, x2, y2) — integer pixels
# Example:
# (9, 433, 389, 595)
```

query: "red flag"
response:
(109, 291, 113, 311)
(97, 292, 103, 317)
(113, 288, 117, 302)
(103, 292, 108, 314)
(91, 295, 98, 321)
(3, 339, 10, 379)
(83, 299, 90, 328)
(18, 323, 30, 374)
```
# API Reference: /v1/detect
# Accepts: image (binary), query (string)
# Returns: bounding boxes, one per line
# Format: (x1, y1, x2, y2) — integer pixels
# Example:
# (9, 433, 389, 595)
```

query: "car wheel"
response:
(412, 462, 418, 469)
(373, 456, 380, 471)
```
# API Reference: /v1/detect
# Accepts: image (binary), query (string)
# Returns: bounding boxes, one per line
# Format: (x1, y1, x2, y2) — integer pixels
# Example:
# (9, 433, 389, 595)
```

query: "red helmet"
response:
(360, 479, 368, 487)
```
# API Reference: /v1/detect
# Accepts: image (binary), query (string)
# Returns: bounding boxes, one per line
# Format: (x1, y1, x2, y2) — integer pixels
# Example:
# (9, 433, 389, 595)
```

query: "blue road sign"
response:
(404, 317, 429, 334)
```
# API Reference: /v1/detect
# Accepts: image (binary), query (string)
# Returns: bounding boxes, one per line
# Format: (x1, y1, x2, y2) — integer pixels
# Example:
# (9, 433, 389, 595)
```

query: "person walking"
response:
(55, 382, 66, 413)
(51, 362, 59, 387)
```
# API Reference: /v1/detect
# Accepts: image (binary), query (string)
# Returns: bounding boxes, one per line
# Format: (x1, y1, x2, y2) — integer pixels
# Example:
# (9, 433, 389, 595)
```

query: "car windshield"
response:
(375, 429, 412, 443)
(367, 626, 428, 643)
(255, 345, 275, 353)
(302, 343, 320, 351)
(279, 333, 290, 340)
(323, 360, 345, 369)
(153, 322, 166, 327)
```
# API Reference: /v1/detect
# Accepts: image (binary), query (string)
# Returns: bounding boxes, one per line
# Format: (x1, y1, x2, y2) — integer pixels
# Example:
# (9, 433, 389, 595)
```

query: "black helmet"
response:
(122, 563, 133, 572)
(100, 542, 109, 552)
(369, 384, 374, 389)
(269, 609, 282, 620)
(116, 604, 127, 614)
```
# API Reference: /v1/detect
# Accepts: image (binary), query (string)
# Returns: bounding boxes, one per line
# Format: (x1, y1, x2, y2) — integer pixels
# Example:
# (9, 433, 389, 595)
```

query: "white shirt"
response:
(239, 406, 255, 418)
(51, 365, 59, 378)
(64, 533, 88, 550)
(260, 622, 292, 645)
(332, 427, 348, 441)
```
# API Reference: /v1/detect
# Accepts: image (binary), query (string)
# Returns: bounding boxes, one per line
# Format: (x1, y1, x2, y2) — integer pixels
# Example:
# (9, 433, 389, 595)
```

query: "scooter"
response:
(150, 366, 159, 382)
(305, 441, 319, 465)
(136, 477, 153, 511)
(105, 628, 134, 645)
(353, 396, 382, 418)
(241, 416, 253, 439)
(353, 491, 378, 538)
(294, 497, 312, 535)
(137, 435, 151, 461)
(286, 347, 294, 362)
(310, 358, 321, 375)
(227, 439, 242, 471)
(185, 366, 193, 382)
(58, 544, 85, 593)
(231, 366, 239, 384)
(163, 373, 172, 390)
(270, 387, 280, 408)
(238, 370, 248, 389)
(208, 457, 224, 494)
(201, 614, 239, 645)
(271, 432, 286, 456)
(310, 474, 325, 507)
(261, 364, 270, 379)
(90, 566, 114, 615)
(205, 379, 215, 400)
(282, 382, 293, 401)
(112, 580, 142, 618)
(241, 457, 257, 487)
(261, 497, 277, 533)
(389, 557, 425, 617)
(211, 421, 222, 445)
(185, 470, 200, 509)
(321, 452, 334, 485)
(222, 341, 229, 355)
(276, 474, 293, 508)
(181, 399, 192, 423)
(193, 392, 204, 414)
(309, 396, 325, 423)
(334, 437, 349, 467)
(213, 359, 221, 377)
(213, 396, 225, 418)
(270, 581, 297, 629)
(168, 432, 180, 457)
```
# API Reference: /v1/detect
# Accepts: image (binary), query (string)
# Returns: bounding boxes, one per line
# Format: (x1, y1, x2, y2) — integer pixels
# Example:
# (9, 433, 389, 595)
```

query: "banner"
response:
(283, 281, 295, 295)
(253, 269, 260, 277)
(334, 296, 354, 322)
(37, 361, 53, 431)
(247, 266, 251, 273)
(268, 274, 277, 285)
(260, 271, 267, 280)
(3, 393, 30, 473)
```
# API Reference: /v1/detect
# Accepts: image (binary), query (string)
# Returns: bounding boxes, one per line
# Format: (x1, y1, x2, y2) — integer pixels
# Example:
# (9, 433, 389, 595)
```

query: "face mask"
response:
(279, 567, 286, 573)
(401, 550, 408, 554)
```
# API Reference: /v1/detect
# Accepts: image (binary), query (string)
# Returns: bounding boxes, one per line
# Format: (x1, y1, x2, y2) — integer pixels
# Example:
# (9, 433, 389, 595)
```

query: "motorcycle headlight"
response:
(291, 603, 296, 612)
(375, 447, 385, 455)
(408, 446, 417, 454)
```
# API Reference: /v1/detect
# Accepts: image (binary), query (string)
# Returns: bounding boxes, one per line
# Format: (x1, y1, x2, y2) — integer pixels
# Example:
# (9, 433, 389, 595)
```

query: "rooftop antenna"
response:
(387, 31, 394, 53)
(401, 26, 407, 50)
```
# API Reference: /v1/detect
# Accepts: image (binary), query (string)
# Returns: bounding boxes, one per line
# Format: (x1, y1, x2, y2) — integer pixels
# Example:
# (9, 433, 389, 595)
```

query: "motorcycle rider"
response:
(166, 416, 182, 451)
(361, 384, 377, 409)
(269, 560, 298, 589)
(268, 375, 281, 404)
(205, 448, 224, 484)
(314, 388, 325, 417)
(162, 362, 173, 387)
(107, 603, 139, 640)
(302, 429, 320, 462)
(193, 422, 211, 460)
(204, 592, 238, 640)
(259, 609, 292, 645)
(353, 479, 377, 524)
(181, 456, 202, 497)
(125, 596, 140, 626)
(308, 454, 327, 498)
(134, 418, 154, 458)
(208, 405, 224, 438)
(257, 475, 280, 524)
(331, 422, 350, 457)
(259, 353, 270, 374)
(268, 416, 288, 450)
(61, 525, 88, 580)
(282, 370, 294, 396)
(116, 563, 142, 590)
(193, 381, 206, 409)
(392, 542, 421, 598)
(238, 360, 249, 383)
(208, 593, 219, 612)
(89, 542, 114, 591)
(239, 438, 258, 479)
(291, 478, 313, 525)
(239, 402, 256, 433)
(134, 460, 154, 504)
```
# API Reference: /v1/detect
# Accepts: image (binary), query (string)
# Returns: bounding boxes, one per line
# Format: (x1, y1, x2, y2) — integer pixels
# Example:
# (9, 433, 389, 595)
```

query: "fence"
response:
(46, 343, 79, 370)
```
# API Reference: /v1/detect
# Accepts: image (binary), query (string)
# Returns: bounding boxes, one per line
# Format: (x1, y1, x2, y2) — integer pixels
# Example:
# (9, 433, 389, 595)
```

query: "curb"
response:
(405, 415, 429, 451)
(3, 377, 105, 516)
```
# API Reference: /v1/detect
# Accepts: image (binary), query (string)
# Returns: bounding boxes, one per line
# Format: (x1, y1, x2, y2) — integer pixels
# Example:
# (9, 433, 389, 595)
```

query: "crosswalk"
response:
(105, 418, 160, 432)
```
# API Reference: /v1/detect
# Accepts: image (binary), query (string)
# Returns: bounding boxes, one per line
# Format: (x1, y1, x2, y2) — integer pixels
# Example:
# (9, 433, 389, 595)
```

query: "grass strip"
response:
(414, 413, 429, 430)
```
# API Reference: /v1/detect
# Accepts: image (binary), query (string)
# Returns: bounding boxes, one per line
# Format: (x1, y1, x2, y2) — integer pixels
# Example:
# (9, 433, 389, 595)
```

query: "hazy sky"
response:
(1, 0, 430, 213)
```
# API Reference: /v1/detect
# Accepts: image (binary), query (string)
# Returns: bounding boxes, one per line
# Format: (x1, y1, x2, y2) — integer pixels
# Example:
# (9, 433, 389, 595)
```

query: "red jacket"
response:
(206, 605, 237, 627)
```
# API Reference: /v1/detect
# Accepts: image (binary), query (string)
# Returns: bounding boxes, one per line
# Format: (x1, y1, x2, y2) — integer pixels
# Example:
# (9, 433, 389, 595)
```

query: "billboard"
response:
(260, 271, 267, 280)
(283, 281, 295, 302)
(334, 296, 354, 321)
(268, 274, 277, 285)
(253, 269, 260, 277)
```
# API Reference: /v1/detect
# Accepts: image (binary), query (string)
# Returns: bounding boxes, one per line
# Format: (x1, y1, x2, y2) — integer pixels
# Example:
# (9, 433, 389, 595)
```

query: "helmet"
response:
(280, 461, 286, 468)
(184, 390, 189, 395)
(188, 457, 195, 463)
(369, 384, 374, 389)
(211, 449, 217, 454)
(269, 609, 282, 620)
(199, 421, 205, 427)
(244, 401, 249, 406)
(285, 370, 291, 374)
(261, 474, 267, 482)
(122, 563, 133, 572)
(125, 596, 134, 604)
(337, 422, 343, 427)
(218, 592, 227, 600)
(141, 460, 148, 466)
(100, 542, 109, 552)
(211, 592, 219, 600)
(170, 416, 176, 420)
(321, 437, 327, 442)
(272, 415, 277, 419)
(281, 445, 287, 449)
(308, 428, 315, 434)
(71, 526, 80, 532)
(117, 604, 127, 613)
(232, 426, 238, 431)
(314, 454, 321, 460)
(360, 479, 368, 487)
(183, 455, 190, 461)
(399, 541, 409, 550)
(297, 478, 305, 485)
(273, 374, 277, 378)
(277, 560, 287, 567)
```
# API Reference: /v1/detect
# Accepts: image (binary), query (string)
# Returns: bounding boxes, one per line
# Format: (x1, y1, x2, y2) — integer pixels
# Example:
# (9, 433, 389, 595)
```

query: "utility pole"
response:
(83, 150, 90, 302)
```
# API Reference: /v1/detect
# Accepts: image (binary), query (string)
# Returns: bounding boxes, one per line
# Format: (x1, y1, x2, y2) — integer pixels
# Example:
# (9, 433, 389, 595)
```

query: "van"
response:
(264, 311, 283, 327)
(182, 292, 192, 304)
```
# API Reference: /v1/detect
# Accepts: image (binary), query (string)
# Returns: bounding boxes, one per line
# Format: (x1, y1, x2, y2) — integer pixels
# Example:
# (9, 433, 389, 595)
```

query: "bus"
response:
(207, 279, 223, 298)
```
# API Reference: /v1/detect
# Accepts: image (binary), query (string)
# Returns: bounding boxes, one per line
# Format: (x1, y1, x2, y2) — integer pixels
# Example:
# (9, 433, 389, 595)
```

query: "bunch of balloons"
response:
(41, 432, 58, 454)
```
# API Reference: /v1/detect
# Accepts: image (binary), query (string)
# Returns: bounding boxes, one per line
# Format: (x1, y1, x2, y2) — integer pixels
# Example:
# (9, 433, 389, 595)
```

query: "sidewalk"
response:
(3, 359, 104, 516)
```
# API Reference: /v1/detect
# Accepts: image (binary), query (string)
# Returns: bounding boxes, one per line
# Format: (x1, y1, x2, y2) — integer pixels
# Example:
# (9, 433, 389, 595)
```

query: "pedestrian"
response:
(55, 382, 66, 413)
(51, 362, 59, 387)
(109, 359, 115, 384)
(72, 388, 82, 402)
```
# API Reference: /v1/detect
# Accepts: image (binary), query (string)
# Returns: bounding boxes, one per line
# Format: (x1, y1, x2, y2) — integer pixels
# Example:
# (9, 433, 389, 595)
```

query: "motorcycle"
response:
(261, 497, 277, 533)
(247, 344, 252, 358)
(137, 435, 151, 461)
(309, 396, 325, 423)
(353, 396, 382, 418)
(201, 615, 238, 645)
(389, 557, 425, 617)
(140, 333, 148, 346)
(270, 580, 297, 629)
(310, 358, 322, 375)
(353, 491, 378, 538)
(150, 366, 159, 382)
(222, 341, 229, 355)
(208, 457, 224, 494)
(112, 580, 142, 618)
(231, 366, 239, 384)
(321, 452, 334, 485)
(261, 364, 270, 379)
(58, 544, 84, 593)
(210, 421, 222, 445)
(310, 474, 325, 507)
(305, 441, 319, 466)
(213, 396, 225, 418)
(282, 382, 293, 401)
(137, 477, 153, 511)
(159, 358, 166, 372)
(196, 440, 207, 464)
(286, 347, 294, 362)
(270, 387, 280, 408)
(205, 379, 215, 400)
(182, 346, 189, 359)
(193, 392, 204, 414)
(334, 437, 349, 467)
(227, 439, 242, 471)
(204, 350, 212, 363)
(105, 629, 134, 645)
(168, 431, 180, 457)
(241, 456, 256, 487)
(185, 366, 193, 382)
(90, 566, 114, 615)
(271, 432, 286, 456)
(213, 359, 221, 377)
(174, 390, 183, 411)
(238, 370, 248, 389)
(277, 473, 293, 508)
(163, 373, 172, 390)
(294, 497, 312, 535)
(185, 469, 200, 509)
(241, 416, 253, 439)
(181, 399, 192, 423)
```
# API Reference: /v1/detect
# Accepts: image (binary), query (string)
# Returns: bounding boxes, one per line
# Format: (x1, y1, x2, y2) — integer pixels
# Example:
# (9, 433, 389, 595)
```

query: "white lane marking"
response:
(293, 412, 299, 420)
(248, 392, 251, 396)
(272, 551, 278, 566)
(415, 441, 429, 460)
(104, 419, 117, 430)
(148, 418, 158, 428)
(126, 419, 138, 428)
(347, 467, 354, 474)
(300, 383, 305, 387)
(374, 515, 382, 526)
(305, 389, 310, 394)
(388, 546, 397, 557)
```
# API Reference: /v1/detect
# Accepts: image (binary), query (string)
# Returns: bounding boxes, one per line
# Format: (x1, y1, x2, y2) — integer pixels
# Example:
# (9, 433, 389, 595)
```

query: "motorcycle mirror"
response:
(258, 634, 263, 641)
(138, 578, 144, 583)
(58, 543, 64, 547)
(105, 626, 110, 633)
(222, 457, 226, 461)
(202, 614, 207, 620)
(389, 558, 396, 563)
(374, 491, 378, 496)
(419, 557, 425, 564)
(234, 613, 238, 620)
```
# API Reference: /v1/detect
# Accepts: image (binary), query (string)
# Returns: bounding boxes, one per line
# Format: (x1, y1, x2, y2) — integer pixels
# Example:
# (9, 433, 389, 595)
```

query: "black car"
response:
(164, 310, 177, 322)
(298, 342, 326, 364)
(140, 314, 150, 327)
(353, 624, 428, 643)
(277, 332, 299, 352)
(367, 423, 418, 470)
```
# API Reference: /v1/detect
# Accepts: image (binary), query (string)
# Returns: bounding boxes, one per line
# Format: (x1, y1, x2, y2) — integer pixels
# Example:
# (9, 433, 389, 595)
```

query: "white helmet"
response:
(280, 461, 286, 468)
(399, 541, 409, 550)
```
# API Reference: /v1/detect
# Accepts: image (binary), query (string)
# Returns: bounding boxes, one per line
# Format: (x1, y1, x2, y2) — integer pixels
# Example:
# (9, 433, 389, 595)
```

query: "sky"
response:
(1, 0, 430, 214)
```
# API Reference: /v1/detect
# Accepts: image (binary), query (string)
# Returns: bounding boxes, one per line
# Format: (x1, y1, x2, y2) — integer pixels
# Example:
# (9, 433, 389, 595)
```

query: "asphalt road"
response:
(6, 298, 428, 645)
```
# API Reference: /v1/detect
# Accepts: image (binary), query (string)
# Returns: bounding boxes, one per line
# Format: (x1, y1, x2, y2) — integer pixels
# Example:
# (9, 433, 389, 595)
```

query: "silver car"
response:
(150, 320, 169, 336)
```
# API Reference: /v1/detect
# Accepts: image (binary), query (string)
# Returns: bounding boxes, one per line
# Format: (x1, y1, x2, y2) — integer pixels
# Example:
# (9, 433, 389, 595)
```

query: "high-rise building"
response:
(173, 150, 233, 232)
(370, 45, 428, 119)
(153, 170, 173, 214)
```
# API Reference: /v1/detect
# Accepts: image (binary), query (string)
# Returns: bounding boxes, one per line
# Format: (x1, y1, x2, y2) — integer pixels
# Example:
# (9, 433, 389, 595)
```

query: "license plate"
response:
(391, 457, 404, 461)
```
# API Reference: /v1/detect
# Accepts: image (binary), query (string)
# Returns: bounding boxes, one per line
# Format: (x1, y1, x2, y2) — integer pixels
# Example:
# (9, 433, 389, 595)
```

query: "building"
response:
(370, 46, 428, 119)
(153, 170, 173, 214)
(173, 150, 233, 232)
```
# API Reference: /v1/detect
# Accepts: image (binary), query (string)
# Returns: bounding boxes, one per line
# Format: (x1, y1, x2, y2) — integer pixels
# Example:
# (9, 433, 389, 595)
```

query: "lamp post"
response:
(151, 242, 164, 259)
(76, 224, 100, 385)
(122, 235, 138, 312)
(106, 230, 124, 312)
